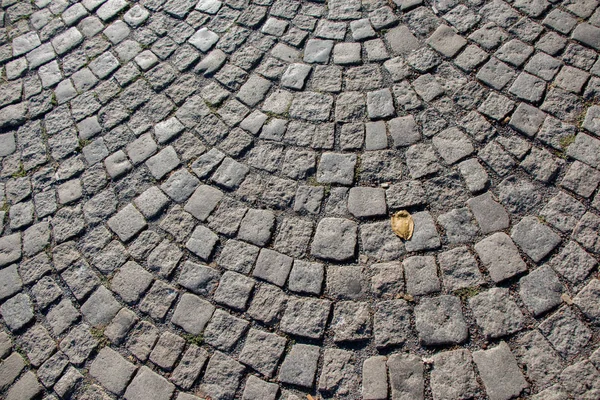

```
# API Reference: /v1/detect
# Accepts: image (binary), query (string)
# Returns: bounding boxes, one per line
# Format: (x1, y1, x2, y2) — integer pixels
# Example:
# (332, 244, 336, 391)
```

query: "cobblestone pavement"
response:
(2, 0, 600, 399)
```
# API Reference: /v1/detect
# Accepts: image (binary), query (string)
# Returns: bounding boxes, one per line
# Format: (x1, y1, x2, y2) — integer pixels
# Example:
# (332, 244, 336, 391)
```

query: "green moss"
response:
(90, 327, 110, 348)
(182, 334, 203, 347)
(559, 134, 576, 150)
(11, 163, 26, 178)
(454, 286, 481, 300)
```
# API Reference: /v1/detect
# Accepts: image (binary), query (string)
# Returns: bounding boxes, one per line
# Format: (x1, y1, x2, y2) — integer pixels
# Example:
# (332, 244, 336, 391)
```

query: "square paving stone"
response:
(217, 240, 259, 274)
(558, 359, 600, 399)
(387, 353, 424, 400)
(200, 352, 245, 400)
(81, 286, 120, 327)
(149, 331, 185, 371)
(90, 347, 137, 396)
(514, 330, 564, 388)
(326, 265, 367, 300)
(403, 256, 441, 296)
(549, 240, 598, 285)
(107, 204, 147, 242)
(186, 225, 218, 261)
(289, 92, 333, 122)
(508, 72, 547, 103)
(126, 321, 159, 362)
(475, 232, 528, 283)
(1, 293, 33, 331)
(278, 344, 320, 388)
(214, 271, 254, 311)
(239, 329, 287, 378)
(242, 375, 279, 400)
(184, 185, 224, 222)
(253, 249, 293, 287)
(347, 187, 386, 218)
(476, 57, 515, 90)
(0, 233, 22, 267)
(519, 266, 564, 317)
(316, 152, 356, 185)
(540, 191, 586, 233)
(367, 88, 395, 119)
(177, 261, 219, 297)
(473, 342, 528, 400)
(415, 295, 468, 346)
(124, 366, 175, 400)
(572, 211, 600, 254)
(405, 211, 441, 252)
(311, 217, 357, 262)
(360, 221, 405, 262)
(427, 24, 467, 57)
(469, 288, 525, 339)
(405, 144, 441, 179)
(237, 209, 275, 247)
(374, 299, 412, 348)
(430, 349, 479, 400)
(111, 261, 153, 304)
(467, 192, 510, 234)
(437, 208, 479, 245)
(574, 279, 600, 325)
(247, 283, 287, 326)
(511, 216, 561, 262)
(509, 103, 546, 137)
(432, 127, 474, 165)
(331, 301, 372, 343)
(170, 345, 208, 390)
(139, 280, 177, 321)
(560, 160, 600, 198)
(288, 260, 324, 295)
(371, 262, 404, 297)
(204, 309, 249, 352)
(171, 293, 215, 335)
(161, 169, 200, 203)
(280, 297, 331, 340)
(0, 264, 23, 301)
(60, 323, 98, 365)
(539, 307, 592, 358)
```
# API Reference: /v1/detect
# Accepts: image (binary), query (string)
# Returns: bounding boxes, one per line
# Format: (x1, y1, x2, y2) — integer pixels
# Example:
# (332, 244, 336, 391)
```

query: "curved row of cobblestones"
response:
(1, 0, 600, 399)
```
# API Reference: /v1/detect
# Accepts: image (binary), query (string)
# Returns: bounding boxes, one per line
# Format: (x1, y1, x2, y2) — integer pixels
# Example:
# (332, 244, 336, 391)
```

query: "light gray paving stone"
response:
(124, 366, 175, 400)
(430, 349, 479, 400)
(247, 283, 287, 326)
(311, 217, 357, 261)
(318, 348, 358, 397)
(515, 330, 564, 388)
(200, 351, 245, 400)
(574, 279, 600, 325)
(90, 347, 137, 396)
(475, 232, 527, 283)
(239, 329, 286, 378)
(105, 308, 137, 345)
(279, 344, 320, 388)
(171, 293, 214, 335)
(405, 211, 441, 252)
(1, 293, 33, 331)
(242, 375, 278, 400)
(404, 256, 441, 296)
(331, 301, 372, 343)
(0, 265, 23, 301)
(470, 288, 525, 339)
(473, 342, 528, 400)
(280, 297, 331, 339)
(374, 299, 411, 349)
(467, 192, 510, 234)
(539, 307, 592, 357)
(415, 295, 468, 345)
(107, 204, 147, 242)
(511, 217, 561, 262)
(387, 353, 424, 400)
(519, 266, 564, 316)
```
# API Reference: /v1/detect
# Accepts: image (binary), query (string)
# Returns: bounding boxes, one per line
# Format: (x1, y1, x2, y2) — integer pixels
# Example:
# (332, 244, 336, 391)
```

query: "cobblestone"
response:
(1, 0, 599, 398)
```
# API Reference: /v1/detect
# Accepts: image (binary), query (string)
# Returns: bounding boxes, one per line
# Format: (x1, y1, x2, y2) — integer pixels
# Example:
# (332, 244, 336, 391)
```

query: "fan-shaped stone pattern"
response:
(1, 0, 600, 399)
